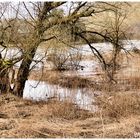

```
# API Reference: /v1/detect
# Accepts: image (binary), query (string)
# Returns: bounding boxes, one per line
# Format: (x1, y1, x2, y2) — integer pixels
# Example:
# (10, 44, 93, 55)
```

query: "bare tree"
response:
(0, 2, 97, 97)
(0, 2, 131, 97)
(74, 2, 130, 83)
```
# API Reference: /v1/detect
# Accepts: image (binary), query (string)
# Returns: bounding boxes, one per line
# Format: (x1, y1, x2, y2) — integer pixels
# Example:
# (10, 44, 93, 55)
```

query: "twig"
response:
(31, 128, 53, 138)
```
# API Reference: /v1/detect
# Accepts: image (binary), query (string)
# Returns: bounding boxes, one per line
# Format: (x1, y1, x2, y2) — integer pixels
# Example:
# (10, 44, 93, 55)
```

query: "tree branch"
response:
(39, 2, 66, 21)
(44, 8, 95, 30)
(40, 36, 56, 42)
(23, 2, 35, 21)
(75, 32, 107, 70)
(71, 2, 87, 16)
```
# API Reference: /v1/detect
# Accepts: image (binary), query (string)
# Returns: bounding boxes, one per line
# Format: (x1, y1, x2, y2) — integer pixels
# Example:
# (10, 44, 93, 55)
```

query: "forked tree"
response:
(0, 2, 130, 96)
(0, 2, 97, 96)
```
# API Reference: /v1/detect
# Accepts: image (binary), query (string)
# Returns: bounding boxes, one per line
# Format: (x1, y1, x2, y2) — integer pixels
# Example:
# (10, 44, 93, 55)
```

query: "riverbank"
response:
(0, 93, 140, 138)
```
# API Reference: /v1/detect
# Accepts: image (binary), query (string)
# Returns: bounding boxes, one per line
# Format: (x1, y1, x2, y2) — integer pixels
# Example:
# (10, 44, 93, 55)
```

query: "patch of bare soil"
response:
(0, 93, 140, 138)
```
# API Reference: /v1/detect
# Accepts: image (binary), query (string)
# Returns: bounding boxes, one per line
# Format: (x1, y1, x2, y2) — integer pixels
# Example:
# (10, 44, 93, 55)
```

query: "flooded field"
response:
(1, 2, 140, 138)
(23, 80, 98, 111)
(1, 40, 140, 111)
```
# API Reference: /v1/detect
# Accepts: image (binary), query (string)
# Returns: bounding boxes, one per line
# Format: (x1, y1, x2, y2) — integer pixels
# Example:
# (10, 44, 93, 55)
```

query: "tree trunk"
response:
(0, 53, 11, 94)
(12, 2, 53, 97)
(0, 74, 10, 94)
(13, 47, 37, 97)
(12, 22, 45, 97)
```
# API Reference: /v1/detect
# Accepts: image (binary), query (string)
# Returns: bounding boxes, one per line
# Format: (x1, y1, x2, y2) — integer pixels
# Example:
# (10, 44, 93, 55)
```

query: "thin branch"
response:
(10, 4, 35, 28)
(75, 32, 107, 70)
(23, 2, 35, 21)
(40, 36, 56, 42)
(71, 2, 87, 16)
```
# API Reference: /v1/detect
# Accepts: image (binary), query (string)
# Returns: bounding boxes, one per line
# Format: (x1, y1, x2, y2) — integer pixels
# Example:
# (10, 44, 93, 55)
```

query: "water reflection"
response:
(23, 80, 98, 111)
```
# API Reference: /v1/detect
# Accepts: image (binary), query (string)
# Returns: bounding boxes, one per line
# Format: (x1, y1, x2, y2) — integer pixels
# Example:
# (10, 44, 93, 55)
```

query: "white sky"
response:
(0, 1, 71, 19)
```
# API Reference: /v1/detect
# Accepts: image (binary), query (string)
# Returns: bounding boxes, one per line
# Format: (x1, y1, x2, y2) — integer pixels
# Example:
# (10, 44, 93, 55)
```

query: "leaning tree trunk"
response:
(13, 47, 37, 97)
(12, 2, 58, 97)
(13, 25, 45, 97)
(12, 24, 45, 97)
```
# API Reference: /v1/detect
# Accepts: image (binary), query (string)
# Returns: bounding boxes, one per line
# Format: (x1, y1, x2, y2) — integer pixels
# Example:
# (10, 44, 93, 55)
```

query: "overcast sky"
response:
(0, 1, 72, 19)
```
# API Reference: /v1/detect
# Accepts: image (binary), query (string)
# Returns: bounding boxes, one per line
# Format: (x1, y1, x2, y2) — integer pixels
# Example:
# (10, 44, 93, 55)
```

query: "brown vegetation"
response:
(1, 2, 140, 138)
(0, 92, 140, 138)
(96, 92, 140, 119)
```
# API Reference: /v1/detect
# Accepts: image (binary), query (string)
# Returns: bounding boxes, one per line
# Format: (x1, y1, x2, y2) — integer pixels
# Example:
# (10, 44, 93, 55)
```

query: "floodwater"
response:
(1, 40, 139, 111)
(23, 80, 98, 111)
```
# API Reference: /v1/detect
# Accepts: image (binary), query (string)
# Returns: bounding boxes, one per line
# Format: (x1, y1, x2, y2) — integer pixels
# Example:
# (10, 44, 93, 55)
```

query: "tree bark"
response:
(0, 53, 11, 94)
(13, 47, 37, 97)
(0, 74, 10, 94)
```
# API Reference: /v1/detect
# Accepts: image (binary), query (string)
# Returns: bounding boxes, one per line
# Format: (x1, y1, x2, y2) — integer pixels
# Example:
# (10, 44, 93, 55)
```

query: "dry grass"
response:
(96, 92, 140, 119)
(21, 98, 93, 121)
(0, 94, 94, 138)
(125, 76, 140, 89)
(29, 70, 98, 89)
(0, 90, 140, 138)
(47, 100, 93, 120)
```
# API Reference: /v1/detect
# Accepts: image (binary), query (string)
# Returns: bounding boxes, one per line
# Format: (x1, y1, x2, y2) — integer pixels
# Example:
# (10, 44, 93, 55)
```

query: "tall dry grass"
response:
(96, 92, 140, 119)
(47, 100, 93, 120)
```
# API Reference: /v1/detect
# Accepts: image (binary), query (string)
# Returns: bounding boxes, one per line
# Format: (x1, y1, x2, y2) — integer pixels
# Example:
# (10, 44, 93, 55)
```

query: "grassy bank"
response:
(0, 92, 140, 138)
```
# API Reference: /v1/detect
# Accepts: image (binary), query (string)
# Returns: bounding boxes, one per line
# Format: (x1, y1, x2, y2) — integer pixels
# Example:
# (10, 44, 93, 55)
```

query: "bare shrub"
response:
(69, 50, 83, 70)
(47, 49, 70, 70)
(47, 47, 83, 71)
